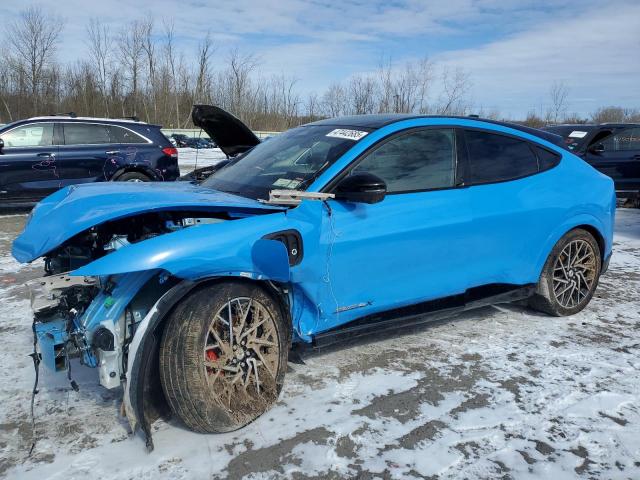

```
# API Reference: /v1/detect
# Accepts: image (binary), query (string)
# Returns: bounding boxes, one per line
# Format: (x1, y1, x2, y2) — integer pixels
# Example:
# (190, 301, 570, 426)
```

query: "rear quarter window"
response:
(534, 146, 561, 171)
(109, 125, 148, 144)
(465, 130, 538, 184)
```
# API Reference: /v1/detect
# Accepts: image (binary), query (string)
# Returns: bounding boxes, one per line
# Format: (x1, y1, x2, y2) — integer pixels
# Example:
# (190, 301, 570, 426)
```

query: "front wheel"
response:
(529, 229, 602, 316)
(159, 281, 289, 433)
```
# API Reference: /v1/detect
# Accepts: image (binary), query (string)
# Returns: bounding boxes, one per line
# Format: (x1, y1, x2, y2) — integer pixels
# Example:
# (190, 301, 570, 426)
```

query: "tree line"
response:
(1, 6, 638, 131)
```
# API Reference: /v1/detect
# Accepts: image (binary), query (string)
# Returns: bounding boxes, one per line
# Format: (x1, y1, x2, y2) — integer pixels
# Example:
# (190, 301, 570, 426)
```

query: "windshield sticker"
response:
(568, 131, 588, 138)
(273, 178, 302, 189)
(326, 129, 368, 141)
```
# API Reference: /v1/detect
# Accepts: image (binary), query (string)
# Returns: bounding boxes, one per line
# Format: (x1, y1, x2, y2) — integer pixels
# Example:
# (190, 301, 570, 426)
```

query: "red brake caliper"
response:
(206, 350, 223, 376)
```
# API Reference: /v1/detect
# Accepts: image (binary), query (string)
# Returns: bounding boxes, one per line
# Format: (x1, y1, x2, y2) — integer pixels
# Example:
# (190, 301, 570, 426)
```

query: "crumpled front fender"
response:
(73, 213, 291, 282)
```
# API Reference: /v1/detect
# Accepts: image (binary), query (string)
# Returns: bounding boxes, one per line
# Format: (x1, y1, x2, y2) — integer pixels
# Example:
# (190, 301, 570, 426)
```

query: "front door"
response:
(302, 127, 473, 335)
(0, 122, 59, 203)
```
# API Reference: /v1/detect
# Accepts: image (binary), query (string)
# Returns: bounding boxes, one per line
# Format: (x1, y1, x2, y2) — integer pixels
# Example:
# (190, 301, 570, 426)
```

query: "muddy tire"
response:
(529, 229, 601, 316)
(159, 281, 289, 433)
(116, 171, 151, 182)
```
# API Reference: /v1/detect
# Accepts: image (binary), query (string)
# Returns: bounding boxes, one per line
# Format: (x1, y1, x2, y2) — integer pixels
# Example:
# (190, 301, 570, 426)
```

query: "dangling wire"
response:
(28, 320, 40, 456)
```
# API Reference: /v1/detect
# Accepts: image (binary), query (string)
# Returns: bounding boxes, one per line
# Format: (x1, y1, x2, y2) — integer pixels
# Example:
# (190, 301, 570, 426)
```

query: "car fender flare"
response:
(110, 165, 160, 181)
(533, 212, 608, 280)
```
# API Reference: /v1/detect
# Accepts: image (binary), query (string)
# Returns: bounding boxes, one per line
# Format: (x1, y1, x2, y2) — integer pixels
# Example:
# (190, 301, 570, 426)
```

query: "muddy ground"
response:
(0, 210, 639, 479)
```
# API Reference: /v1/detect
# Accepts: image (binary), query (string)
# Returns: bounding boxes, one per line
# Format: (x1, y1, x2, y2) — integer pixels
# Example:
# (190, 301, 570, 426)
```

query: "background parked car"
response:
(544, 123, 640, 203)
(0, 114, 179, 207)
(169, 133, 190, 147)
(185, 137, 216, 149)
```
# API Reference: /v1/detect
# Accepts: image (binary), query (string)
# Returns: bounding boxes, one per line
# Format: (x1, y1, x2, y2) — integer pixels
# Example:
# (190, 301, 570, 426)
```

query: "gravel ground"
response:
(0, 209, 639, 479)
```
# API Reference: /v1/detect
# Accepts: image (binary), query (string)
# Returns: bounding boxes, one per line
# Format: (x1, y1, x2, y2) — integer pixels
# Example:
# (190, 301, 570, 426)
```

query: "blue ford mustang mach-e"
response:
(13, 105, 615, 447)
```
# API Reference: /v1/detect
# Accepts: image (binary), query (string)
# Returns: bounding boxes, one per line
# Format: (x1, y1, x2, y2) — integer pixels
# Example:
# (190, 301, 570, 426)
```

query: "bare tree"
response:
(118, 20, 145, 115)
(86, 18, 112, 116)
(349, 75, 376, 114)
(194, 33, 215, 103)
(546, 80, 569, 124)
(438, 66, 471, 115)
(7, 6, 63, 113)
(322, 82, 347, 117)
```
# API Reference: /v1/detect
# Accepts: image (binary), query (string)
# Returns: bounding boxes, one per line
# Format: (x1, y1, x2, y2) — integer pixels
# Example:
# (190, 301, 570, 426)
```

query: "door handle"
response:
(37, 152, 55, 158)
(633, 155, 640, 160)
(105, 150, 120, 155)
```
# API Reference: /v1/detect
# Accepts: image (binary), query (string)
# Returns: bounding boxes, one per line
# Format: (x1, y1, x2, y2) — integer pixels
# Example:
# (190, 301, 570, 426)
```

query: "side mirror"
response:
(334, 172, 386, 204)
(589, 143, 605, 154)
(0, 137, 4, 152)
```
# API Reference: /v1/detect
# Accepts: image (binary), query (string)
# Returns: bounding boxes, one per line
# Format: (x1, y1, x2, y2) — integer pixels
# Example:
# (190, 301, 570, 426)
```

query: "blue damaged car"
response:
(12, 105, 615, 448)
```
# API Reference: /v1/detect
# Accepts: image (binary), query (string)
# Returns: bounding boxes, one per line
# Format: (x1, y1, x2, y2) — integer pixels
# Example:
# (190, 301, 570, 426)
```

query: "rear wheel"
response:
(529, 229, 601, 316)
(116, 171, 151, 182)
(159, 281, 288, 433)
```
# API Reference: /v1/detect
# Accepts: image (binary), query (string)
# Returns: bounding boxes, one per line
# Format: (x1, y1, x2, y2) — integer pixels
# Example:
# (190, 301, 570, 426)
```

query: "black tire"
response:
(116, 171, 151, 182)
(159, 281, 289, 433)
(529, 229, 602, 316)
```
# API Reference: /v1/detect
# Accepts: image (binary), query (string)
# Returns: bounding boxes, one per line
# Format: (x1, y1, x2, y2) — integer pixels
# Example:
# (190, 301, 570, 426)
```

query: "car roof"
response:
(18, 116, 162, 128)
(307, 114, 564, 147)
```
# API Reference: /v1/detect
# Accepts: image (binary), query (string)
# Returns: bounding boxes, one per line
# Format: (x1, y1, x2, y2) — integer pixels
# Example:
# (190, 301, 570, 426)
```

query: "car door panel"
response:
(57, 123, 112, 185)
(290, 127, 472, 335)
(0, 122, 59, 202)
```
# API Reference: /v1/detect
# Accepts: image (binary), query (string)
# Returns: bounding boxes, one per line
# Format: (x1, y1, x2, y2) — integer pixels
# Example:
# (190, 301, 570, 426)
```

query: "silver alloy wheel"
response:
(203, 297, 279, 417)
(552, 239, 597, 308)
(127, 178, 143, 182)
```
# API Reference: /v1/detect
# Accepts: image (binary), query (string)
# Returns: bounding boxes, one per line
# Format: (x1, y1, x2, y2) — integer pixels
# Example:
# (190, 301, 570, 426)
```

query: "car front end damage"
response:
(15, 181, 293, 448)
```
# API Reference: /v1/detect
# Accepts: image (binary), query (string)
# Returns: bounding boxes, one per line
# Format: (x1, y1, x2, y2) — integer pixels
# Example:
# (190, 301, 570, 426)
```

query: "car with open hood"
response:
(12, 106, 615, 448)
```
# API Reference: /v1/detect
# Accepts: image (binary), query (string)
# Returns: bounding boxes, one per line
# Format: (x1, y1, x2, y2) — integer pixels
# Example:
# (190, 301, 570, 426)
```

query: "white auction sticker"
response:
(568, 131, 588, 138)
(326, 128, 368, 141)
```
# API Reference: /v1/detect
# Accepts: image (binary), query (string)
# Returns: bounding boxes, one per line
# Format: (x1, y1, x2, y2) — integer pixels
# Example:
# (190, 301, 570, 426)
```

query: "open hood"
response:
(12, 182, 285, 263)
(191, 105, 261, 157)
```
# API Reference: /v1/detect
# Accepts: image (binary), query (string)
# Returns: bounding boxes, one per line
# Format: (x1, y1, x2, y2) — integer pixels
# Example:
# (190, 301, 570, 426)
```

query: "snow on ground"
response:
(177, 147, 227, 175)
(1, 210, 639, 479)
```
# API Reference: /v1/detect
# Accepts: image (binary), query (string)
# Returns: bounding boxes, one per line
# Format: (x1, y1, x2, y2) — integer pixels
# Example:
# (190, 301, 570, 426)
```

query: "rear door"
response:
(57, 122, 113, 185)
(0, 122, 59, 202)
(463, 128, 562, 287)
(584, 127, 640, 194)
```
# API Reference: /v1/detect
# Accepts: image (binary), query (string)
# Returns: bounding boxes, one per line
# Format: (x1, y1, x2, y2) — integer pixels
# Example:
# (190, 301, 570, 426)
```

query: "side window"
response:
(109, 126, 147, 144)
(352, 129, 456, 193)
(1, 123, 54, 148)
(534, 146, 561, 171)
(600, 128, 640, 151)
(465, 130, 538, 184)
(63, 123, 111, 145)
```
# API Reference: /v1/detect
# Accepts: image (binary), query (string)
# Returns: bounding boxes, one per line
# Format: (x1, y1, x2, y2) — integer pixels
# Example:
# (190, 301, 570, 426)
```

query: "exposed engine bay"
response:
(31, 211, 229, 392)
(43, 211, 228, 275)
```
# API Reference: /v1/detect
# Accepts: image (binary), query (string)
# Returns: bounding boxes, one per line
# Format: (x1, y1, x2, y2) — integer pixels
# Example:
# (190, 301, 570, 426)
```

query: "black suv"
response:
(0, 115, 179, 207)
(544, 123, 640, 200)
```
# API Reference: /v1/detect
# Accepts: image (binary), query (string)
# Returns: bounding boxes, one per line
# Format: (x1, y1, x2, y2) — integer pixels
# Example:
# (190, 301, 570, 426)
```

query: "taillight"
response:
(162, 147, 178, 158)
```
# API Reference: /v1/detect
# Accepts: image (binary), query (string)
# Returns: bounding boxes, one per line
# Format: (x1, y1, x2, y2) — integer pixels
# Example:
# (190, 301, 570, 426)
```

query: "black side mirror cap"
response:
(0, 137, 4, 151)
(334, 172, 387, 204)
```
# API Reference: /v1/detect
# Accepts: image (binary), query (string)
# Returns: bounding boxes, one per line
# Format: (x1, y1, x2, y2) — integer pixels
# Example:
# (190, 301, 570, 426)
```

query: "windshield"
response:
(543, 126, 593, 151)
(203, 125, 367, 199)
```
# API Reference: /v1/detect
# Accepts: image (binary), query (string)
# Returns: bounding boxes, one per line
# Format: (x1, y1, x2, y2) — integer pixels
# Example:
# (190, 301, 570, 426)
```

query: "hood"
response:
(191, 105, 261, 157)
(12, 182, 285, 263)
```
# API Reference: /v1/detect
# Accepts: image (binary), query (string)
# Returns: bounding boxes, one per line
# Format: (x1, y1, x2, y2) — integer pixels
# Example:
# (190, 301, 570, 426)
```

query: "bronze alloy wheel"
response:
(160, 282, 288, 433)
(551, 239, 598, 309)
(203, 297, 280, 419)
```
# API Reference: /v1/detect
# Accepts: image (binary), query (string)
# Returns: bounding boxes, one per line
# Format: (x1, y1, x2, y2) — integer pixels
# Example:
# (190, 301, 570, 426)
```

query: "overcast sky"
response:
(2, 0, 639, 118)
